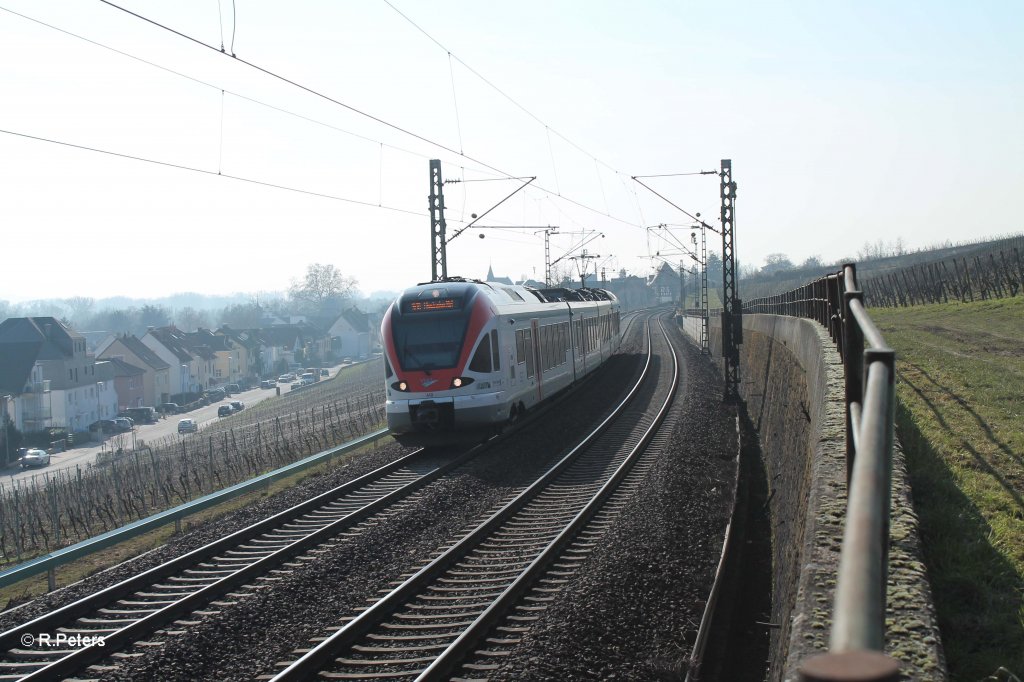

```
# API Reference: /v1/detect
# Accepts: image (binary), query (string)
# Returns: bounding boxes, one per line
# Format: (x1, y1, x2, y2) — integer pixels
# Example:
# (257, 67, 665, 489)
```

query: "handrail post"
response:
(842, 268, 864, 479)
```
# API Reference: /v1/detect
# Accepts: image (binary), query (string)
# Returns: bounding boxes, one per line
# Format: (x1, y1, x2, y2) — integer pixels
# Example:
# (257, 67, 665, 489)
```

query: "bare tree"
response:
(176, 306, 210, 332)
(218, 302, 263, 329)
(289, 263, 356, 314)
(64, 297, 96, 326)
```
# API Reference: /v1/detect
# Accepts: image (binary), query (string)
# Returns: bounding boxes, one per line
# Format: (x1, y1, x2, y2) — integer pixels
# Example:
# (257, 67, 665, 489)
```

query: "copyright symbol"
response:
(21, 634, 34, 647)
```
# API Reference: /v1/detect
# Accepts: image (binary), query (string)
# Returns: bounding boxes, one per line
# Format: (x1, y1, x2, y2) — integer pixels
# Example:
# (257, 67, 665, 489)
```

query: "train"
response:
(381, 277, 622, 445)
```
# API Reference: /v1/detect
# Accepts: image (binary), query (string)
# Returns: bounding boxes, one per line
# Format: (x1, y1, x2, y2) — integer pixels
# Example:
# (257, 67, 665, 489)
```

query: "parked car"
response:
(206, 388, 226, 402)
(112, 417, 134, 432)
(157, 403, 180, 415)
(278, 373, 296, 383)
(177, 418, 198, 434)
(19, 448, 51, 468)
(320, 369, 329, 377)
(125, 406, 158, 424)
(342, 357, 353, 364)
(290, 381, 302, 390)
(89, 419, 117, 434)
(300, 372, 315, 386)
(217, 404, 234, 417)
(230, 400, 244, 412)
(225, 383, 241, 394)
(260, 379, 275, 389)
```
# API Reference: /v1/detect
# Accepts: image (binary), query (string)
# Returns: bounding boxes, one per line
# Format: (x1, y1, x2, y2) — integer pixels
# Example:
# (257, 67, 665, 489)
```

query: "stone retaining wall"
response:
(682, 313, 945, 680)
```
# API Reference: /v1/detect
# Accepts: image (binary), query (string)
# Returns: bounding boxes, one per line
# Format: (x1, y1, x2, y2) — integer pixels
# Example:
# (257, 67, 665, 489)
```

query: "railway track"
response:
(0, 312, 651, 681)
(269, 313, 679, 681)
(0, 445, 484, 681)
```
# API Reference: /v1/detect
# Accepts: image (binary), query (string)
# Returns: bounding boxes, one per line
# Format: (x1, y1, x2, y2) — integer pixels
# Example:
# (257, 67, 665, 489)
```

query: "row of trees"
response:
(0, 264, 365, 339)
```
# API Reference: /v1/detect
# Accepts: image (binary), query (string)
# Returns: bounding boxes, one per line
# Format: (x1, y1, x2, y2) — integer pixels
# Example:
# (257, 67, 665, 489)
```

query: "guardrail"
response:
(0, 428, 389, 592)
(743, 263, 900, 681)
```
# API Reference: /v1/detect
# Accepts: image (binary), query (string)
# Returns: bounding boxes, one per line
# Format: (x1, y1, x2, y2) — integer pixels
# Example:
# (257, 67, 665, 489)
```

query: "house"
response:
(141, 326, 214, 394)
(648, 262, 682, 305)
(95, 333, 172, 405)
(258, 323, 331, 370)
(217, 327, 266, 380)
(327, 308, 373, 360)
(0, 317, 109, 433)
(603, 271, 653, 312)
(184, 329, 241, 386)
(95, 358, 145, 410)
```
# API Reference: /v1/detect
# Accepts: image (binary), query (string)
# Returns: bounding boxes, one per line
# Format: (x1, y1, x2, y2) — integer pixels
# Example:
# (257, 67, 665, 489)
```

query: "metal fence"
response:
(743, 264, 901, 681)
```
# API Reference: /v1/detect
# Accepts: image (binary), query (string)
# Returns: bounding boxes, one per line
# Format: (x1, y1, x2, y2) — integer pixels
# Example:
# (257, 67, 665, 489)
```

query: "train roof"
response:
(405, 278, 617, 306)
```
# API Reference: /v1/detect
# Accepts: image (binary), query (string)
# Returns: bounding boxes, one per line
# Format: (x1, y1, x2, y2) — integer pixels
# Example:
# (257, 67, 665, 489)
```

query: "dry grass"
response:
(872, 296, 1023, 680)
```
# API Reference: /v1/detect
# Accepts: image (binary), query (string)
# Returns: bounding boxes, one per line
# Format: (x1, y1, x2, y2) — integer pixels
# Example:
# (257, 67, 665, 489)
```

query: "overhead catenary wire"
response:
(0, 127, 429, 218)
(0, 5, 499, 177)
(379, 0, 624, 178)
(94, 0, 644, 229)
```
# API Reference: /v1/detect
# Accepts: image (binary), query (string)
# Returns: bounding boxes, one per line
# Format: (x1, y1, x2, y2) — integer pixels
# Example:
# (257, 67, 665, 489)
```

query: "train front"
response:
(381, 281, 504, 445)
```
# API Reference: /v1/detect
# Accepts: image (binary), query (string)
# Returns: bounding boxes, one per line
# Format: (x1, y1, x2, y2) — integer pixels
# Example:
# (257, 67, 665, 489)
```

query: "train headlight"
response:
(450, 377, 474, 389)
(391, 381, 409, 392)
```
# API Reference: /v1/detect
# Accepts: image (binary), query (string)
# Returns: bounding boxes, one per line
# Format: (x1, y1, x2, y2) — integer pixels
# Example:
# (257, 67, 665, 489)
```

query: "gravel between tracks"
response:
(481, 323, 738, 681)
(0, 444, 410, 633)
(3, 318, 738, 681)
(104, 334, 650, 681)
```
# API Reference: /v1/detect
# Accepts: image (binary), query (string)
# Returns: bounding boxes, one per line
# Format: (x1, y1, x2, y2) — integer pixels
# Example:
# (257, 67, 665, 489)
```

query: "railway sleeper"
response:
(3, 648, 77, 660)
(381, 620, 476, 630)
(448, 567, 523, 577)
(0, 662, 59, 674)
(366, 632, 456, 642)
(405, 601, 493, 611)
(116, 598, 179, 607)
(335, 655, 436, 665)
(398, 608, 485, 620)
(97, 607, 158, 616)
(436, 575, 522, 585)
(351, 643, 451, 654)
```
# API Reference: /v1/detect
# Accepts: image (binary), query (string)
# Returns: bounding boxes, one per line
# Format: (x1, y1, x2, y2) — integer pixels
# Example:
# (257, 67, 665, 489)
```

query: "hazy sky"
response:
(2, 1, 1021, 303)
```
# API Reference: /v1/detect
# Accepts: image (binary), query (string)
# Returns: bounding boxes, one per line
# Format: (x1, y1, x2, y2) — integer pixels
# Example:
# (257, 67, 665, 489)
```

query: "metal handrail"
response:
(743, 264, 900, 681)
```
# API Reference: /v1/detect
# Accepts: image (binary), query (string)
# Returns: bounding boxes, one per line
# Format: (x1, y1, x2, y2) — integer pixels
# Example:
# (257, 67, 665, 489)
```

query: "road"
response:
(2, 365, 345, 486)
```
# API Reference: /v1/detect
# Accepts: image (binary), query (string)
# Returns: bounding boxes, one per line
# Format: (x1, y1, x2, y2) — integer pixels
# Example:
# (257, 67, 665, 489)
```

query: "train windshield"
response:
(391, 314, 469, 371)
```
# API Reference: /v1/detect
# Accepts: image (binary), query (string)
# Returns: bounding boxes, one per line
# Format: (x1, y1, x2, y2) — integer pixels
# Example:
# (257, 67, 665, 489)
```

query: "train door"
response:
(530, 318, 542, 402)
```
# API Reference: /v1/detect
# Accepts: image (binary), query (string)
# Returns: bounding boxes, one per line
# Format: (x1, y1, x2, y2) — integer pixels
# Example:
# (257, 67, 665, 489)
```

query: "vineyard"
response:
(0, 360, 387, 565)
(862, 245, 1024, 308)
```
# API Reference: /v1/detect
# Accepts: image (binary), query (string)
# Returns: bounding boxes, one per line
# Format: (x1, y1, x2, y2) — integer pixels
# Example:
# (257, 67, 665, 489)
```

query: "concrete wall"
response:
(684, 313, 945, 680)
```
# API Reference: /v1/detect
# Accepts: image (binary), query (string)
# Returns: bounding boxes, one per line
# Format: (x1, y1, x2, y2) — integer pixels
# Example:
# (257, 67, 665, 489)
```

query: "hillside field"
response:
(871, 297, 1023, 680)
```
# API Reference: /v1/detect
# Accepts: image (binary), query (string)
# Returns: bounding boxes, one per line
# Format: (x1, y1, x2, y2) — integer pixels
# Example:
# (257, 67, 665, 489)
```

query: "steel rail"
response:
(271, 315, 661, 681)
(418, 315, 680, 680)
(0, 428, 390, 590)
(5, 314, 642, 681)
(0, 444, 484, 681)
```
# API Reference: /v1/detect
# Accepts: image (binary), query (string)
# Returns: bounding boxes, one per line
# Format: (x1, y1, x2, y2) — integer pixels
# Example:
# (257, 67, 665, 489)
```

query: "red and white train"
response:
(381, 278, 621, 445)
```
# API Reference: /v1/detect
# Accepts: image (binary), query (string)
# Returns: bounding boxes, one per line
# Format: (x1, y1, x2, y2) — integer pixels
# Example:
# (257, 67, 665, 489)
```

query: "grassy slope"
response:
(872, 297, 1023, 680)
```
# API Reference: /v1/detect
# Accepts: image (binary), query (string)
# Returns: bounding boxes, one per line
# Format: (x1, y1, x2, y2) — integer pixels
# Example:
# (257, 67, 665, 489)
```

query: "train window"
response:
(490, 330, 500, 370)
(525, 328, 535, 378)
(516, 330, 526, 364)
(469, 334, 492, 373)
(391, 315, 468, 370)
(502, 288, 524, 302)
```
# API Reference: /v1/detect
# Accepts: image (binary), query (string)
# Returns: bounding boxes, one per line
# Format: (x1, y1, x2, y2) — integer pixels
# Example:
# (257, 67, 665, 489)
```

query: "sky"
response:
(1, 0, 1021, 304)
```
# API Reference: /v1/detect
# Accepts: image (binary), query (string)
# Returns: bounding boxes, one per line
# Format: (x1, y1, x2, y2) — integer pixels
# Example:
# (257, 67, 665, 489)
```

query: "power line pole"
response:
(429, 159, 447, 282)
(720, 159, 741, 401)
